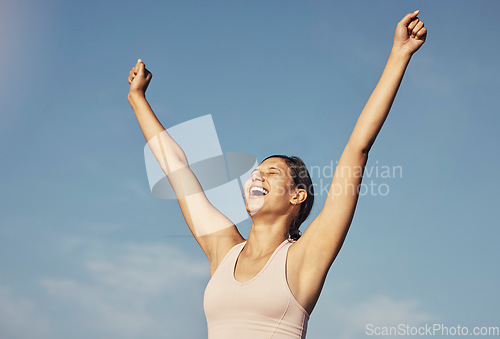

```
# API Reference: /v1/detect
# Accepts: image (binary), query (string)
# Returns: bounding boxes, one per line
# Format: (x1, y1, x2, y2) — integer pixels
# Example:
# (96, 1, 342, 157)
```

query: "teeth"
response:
(250, 186, 268, 195)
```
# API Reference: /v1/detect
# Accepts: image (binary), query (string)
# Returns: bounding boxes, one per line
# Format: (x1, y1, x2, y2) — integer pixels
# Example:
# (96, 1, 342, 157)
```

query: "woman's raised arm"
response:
(289, 11, 427, 309)
(127, 59, 243, 271)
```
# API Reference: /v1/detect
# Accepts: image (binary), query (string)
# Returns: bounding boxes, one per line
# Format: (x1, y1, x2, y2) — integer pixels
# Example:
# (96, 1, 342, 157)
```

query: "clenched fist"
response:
(128, 58, 152, 97)
(393, 10, 427, 56)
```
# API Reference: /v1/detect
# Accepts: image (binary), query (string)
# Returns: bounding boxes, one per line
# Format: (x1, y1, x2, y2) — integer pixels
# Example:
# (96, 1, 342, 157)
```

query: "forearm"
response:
(128, 92, 188, 172)
(128, 92, 167, 142)
(348, 49, 412, 153)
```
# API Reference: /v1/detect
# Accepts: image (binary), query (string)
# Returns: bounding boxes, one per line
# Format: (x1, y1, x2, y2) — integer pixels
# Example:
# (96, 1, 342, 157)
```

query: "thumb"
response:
(137, 61, 146, 76)
(399, 10, 419, 27)
(134, 58, 145, 72)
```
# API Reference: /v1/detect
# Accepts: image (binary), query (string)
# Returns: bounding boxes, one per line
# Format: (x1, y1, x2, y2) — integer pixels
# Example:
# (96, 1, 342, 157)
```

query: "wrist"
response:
(390, 46, 412, 62)
(128, 90, 146, 103)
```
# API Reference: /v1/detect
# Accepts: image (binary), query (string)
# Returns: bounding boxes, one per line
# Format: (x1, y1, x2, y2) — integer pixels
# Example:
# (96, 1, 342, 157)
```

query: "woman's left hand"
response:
(393, 10, 427, 56)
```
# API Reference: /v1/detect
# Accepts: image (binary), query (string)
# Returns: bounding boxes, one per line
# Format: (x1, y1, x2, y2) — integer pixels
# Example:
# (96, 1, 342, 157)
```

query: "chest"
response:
(234, 253, 273, 283)
(204, 250, 291, 322)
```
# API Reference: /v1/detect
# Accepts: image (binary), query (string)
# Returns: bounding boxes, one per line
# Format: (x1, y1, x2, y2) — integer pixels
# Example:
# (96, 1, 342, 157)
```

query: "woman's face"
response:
(243, 157, 297, 216)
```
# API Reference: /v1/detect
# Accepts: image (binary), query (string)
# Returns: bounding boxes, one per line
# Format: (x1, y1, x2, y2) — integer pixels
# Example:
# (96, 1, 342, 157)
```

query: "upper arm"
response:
(293, 142, 368, 277)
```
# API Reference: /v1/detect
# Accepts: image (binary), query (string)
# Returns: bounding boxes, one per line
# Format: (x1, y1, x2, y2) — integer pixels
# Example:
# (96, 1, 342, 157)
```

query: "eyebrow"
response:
(252, 166, 283, 174)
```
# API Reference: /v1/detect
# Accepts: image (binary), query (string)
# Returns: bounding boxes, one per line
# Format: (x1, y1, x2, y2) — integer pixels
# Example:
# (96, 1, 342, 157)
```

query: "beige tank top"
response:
(204, 239, 309, 338)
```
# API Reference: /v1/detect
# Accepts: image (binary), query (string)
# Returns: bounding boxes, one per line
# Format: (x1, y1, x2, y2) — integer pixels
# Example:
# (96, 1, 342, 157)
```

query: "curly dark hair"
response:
(262, 155, 314, 241)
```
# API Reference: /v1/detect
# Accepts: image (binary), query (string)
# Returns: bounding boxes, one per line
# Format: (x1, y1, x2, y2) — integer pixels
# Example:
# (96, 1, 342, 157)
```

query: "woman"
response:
(127, 11, 427, 338)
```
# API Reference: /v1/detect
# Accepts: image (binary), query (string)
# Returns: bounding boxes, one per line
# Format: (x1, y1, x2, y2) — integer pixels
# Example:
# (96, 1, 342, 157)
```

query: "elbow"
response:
(163, 151, 191, 178)
(347, 139, 372, 156)
(163, 156, 189, 177)
(359, 140, 373, 155)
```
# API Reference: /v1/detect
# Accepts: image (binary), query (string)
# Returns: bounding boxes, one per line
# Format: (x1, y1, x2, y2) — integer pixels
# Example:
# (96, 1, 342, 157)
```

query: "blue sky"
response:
(1, 0, 499, 338)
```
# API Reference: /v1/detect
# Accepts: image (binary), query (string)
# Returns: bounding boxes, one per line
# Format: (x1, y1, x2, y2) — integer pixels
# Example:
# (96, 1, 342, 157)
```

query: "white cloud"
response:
(312, 293, 433, 339)
(40, 240, 209, 339)
(0, 285, 51, 339)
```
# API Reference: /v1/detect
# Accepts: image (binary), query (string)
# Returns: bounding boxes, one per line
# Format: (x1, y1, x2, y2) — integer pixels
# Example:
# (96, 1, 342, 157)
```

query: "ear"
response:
(290, 188, 307, 205)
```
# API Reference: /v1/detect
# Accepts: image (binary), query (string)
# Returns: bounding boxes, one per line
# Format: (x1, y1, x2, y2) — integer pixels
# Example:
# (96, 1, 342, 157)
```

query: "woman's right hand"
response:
(128, 58, 152, 97)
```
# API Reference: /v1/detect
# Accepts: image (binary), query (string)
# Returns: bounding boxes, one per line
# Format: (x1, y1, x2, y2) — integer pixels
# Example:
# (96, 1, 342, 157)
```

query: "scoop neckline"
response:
(232, 239, 290, 285)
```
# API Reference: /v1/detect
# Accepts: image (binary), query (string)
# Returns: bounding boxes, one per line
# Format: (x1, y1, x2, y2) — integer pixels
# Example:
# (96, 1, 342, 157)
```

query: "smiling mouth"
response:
(249, 186, 269, 197)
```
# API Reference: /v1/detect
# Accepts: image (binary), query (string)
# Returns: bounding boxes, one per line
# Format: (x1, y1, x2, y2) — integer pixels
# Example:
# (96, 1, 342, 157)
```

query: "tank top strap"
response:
(263, 239, 294, 275)
(212, 241, 247, 279)
(253, 239, 292, 275)
(269, 239, 294, 262)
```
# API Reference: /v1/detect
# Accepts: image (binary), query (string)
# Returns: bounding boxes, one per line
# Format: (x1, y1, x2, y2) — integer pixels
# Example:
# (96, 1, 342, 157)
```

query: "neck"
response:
(244, 214, 290, 256)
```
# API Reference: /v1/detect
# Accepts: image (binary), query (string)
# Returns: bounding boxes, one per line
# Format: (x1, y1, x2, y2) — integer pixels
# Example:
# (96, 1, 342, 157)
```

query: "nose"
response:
(251, 171, 263, 182)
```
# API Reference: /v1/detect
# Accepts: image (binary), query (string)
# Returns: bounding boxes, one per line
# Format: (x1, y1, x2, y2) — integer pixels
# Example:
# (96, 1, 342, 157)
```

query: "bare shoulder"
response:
(204, 227, 245, 277)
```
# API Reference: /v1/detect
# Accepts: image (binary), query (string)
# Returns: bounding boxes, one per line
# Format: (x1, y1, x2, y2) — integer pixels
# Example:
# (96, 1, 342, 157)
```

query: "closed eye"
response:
(268, 167, 283, 175)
